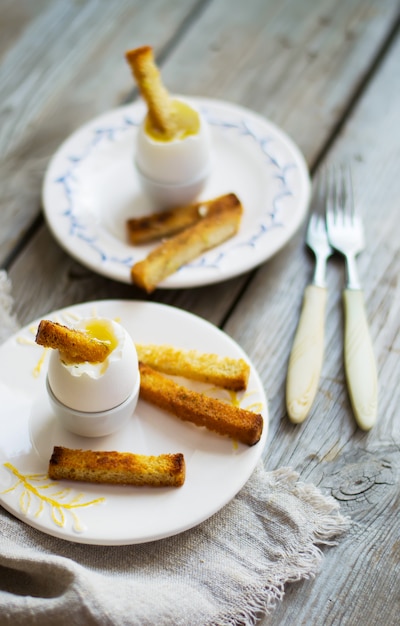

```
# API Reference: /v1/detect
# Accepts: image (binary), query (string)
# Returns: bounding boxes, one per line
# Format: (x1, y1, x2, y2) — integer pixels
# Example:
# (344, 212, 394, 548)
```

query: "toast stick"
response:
(35, 320, 109, 364)
(139, 362, 263, 446)
(127, 193, 240, 244)
(48, 446, 185, 487)
(136, 343, 250, 391)
(130, 197, 243, 292)
(125, 45, 175, 136)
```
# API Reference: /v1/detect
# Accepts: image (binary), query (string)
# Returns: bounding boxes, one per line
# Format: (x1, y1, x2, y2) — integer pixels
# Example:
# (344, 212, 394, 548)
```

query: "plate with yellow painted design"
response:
(0, 300, 268, 545)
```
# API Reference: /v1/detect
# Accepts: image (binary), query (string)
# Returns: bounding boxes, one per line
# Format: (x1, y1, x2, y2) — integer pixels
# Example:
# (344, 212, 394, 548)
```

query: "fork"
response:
(286, 172, 333, 423)
(326, 165, 378, 430)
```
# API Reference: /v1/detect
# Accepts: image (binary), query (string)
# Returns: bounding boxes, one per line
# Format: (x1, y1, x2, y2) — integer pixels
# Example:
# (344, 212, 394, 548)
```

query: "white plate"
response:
(42, 97, 311, 287)
(0, 300, 268, 545)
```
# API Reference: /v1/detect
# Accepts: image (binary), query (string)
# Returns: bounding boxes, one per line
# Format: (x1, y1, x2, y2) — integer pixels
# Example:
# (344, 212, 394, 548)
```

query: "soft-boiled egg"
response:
(135, 97, 211, 208)
(46, 318, 139, 437)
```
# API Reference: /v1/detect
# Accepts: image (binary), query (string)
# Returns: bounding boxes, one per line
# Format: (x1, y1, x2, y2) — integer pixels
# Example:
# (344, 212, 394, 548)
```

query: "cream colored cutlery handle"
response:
(286, 285, 327, 423)
(343, 289, 378, 430)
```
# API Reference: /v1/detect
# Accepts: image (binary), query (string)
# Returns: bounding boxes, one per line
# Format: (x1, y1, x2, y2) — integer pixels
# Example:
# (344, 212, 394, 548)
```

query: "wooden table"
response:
(1, 1, 399, 624)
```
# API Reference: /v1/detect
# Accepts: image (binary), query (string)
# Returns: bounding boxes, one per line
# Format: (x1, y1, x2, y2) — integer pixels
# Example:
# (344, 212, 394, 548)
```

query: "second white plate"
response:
(42, 97, 311, 287)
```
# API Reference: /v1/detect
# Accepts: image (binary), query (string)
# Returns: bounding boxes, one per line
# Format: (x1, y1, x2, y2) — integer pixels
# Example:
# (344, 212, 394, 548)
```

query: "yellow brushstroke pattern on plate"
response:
(2, 463, 105, 533)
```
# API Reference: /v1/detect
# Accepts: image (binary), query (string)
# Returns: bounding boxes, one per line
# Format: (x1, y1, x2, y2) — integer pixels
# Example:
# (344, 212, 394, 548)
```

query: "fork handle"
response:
(286, 285, 327, 423)
(343, 289, 378, 430)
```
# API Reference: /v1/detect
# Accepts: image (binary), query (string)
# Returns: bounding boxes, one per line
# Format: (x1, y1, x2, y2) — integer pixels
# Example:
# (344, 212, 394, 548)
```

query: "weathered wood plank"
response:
(9, 226, 247, 327)
(0, 0, 51, 61)
(0, 0, 207, 266)
(158, 0, 400, 163)
(227, 28, 400, 626)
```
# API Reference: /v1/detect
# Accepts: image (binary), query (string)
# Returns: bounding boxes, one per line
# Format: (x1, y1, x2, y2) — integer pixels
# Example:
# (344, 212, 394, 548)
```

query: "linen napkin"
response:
(0, 270, 349, 626)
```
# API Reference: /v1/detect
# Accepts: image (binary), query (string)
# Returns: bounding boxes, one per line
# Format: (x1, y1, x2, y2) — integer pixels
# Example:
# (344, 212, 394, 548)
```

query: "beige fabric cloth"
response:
(0, 271, 350, 625)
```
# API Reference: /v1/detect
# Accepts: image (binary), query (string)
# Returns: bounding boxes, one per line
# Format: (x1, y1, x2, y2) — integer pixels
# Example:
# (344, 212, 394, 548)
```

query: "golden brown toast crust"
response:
(35, 320, 109, 364)
(130, 196, 243, 292)
(127, 193, 240, 245)
(125, 45, 174, 135)
(136, 343, 250, 391)
(48, 446, 185, 487)
(139, 362, 263, 446)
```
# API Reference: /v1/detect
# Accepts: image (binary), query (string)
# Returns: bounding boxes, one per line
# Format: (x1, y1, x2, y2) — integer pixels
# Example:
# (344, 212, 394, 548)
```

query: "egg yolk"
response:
(84, 319, 118, 353)
(144, 99, 200, 142)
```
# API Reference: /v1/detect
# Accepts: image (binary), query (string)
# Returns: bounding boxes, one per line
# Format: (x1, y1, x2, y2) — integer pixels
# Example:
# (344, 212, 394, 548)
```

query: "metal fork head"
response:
(326, 164, 365, 289)
(306, 170, 333, 288)
(307, 169, 331, 252)
(307, 211, 331, 255)
(326, 164, 365, 255)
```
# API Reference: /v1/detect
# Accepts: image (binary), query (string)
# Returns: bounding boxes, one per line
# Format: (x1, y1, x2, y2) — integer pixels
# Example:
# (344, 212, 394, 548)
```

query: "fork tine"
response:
(333, 164, 354, 221)
(339, 164, 364, 239)
(337, 165, 348, 223)
(342, 163, 355, 221)
(326, 164, 352, 226)
(308, 168, 325, 218)
(336, 165, 344, 211)
(325, 166, 336, 224)
(308, 213, 318, 230)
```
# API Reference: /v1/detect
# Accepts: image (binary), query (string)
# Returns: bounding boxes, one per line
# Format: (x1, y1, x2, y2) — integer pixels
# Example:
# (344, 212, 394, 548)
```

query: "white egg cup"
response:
(46, 374, 140, 438)
(135, 98, 212, 209)
(136, 163, 210, 210)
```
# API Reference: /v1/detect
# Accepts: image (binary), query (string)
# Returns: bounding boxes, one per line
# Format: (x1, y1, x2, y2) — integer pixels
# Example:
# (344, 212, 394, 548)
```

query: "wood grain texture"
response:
(0, 0, 51, 61)
(226, 27, 400, 626)
(159, 0, 400, 161)
(2, 1, 400, 624)
(0, 0, 206, 266)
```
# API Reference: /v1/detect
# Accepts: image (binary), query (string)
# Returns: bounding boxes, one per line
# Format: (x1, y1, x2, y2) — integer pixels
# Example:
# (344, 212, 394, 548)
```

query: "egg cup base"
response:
(135, 162, 210, 210)
(46, 375, 140, 438)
